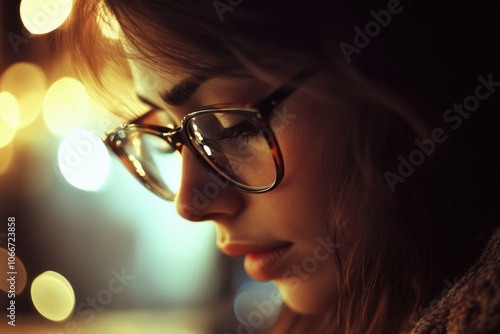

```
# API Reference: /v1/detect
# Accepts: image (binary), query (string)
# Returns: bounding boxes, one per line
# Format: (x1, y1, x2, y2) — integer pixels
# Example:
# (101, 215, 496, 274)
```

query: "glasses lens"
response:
(113, 128, 182, 199)
(186, 111, 277, 190)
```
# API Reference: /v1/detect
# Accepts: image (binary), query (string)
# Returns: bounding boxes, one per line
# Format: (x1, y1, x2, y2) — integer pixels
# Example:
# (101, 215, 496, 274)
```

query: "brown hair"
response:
(61, 1, 500, 333)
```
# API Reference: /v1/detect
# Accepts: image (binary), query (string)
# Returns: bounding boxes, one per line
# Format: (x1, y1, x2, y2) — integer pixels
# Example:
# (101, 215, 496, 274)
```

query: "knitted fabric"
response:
(409, 228, 500, 333)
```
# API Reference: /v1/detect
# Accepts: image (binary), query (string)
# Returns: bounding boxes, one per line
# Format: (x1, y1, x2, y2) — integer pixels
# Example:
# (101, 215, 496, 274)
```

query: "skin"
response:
(127, 59, 351, 314)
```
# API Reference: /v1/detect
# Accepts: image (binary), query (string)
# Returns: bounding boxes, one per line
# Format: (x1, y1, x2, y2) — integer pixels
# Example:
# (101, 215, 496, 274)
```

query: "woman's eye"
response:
(217, 121, 260, 141)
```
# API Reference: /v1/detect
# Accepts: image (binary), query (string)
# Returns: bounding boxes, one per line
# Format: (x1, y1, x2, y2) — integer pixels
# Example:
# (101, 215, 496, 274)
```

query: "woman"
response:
(63, 0, 500, 332)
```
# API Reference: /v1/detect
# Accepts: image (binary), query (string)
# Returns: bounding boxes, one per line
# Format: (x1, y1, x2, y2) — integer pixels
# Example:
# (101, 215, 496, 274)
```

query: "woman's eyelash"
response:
(217, 121, 260, 141)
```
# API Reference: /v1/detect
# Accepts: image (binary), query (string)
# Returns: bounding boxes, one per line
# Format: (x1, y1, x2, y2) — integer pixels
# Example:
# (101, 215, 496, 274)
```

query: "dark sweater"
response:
(408, 227, 500, 333)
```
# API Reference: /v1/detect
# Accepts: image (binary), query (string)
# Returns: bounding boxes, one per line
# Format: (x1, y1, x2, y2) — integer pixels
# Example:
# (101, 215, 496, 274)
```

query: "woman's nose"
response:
(174, 147, 244, 222)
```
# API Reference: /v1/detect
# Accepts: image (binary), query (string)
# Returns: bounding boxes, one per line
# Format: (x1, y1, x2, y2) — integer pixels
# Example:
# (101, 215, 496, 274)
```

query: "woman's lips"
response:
(219, 241, 294, 281)
(243, 243, 293, 281)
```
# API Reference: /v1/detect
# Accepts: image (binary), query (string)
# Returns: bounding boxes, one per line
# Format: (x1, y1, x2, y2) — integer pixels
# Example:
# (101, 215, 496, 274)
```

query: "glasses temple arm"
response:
(256, 69, 315, 111)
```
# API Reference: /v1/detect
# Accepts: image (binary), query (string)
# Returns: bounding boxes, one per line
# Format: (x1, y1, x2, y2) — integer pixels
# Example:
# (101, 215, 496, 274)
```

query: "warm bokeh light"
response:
(0, 91, 21, 129)
(43, 77, 89, 137)
(96, 0, 121, 39)
(0, 144, 14, 175)
(0, 62, 46, 129)
(0, 248, 28, 295)
(57, 128, 110, 191)
(0, 91, 19, 148)
(31, 271, 75, 322)
(20, 0, 74, 35)
(0, 115, 17, 149)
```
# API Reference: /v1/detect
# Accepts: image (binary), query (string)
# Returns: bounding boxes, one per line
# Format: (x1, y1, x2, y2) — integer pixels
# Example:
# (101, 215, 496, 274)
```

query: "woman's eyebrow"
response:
(137, 94, 162, 109)
(159, 75, 208, 106)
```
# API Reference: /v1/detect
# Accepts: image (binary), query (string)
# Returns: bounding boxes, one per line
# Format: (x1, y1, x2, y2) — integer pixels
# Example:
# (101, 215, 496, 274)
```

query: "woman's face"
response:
(128, 59, 350, 314)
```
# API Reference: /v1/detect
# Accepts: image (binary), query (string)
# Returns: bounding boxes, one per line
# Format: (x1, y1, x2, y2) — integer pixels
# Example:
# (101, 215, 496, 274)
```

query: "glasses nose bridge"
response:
(163, 127, 185, 153)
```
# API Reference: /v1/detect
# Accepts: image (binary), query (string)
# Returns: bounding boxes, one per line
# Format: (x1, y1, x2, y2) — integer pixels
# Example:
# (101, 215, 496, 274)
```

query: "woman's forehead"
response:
(128, 59, 176, 107)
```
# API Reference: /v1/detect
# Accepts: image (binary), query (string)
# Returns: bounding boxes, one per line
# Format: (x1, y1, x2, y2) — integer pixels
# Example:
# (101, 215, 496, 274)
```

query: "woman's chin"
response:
(275, 279, 337, 315)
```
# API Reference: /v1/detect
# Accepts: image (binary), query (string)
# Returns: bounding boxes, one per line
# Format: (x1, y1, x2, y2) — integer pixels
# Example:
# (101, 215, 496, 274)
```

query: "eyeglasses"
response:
(102, 70, 314, 201)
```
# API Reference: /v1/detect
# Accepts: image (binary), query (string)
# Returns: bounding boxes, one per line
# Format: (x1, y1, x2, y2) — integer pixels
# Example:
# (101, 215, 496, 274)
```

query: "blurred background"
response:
(0, 1, 266, 333)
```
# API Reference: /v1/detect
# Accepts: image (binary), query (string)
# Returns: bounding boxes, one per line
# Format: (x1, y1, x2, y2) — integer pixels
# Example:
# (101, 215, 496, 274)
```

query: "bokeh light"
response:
(31, 271, 75, 322)
(0, 62, 46, 129)
(96, 0, 121, 39)
(234, 282, 282, 330)
(0, 248, 28, 295)
(0, 144, 14, 175)
(0, 93, 18, 148)
(0, 110, 16, 148)
(43, 77, 89, 137)
(0, 91, 21, 129)
(57, 128, 110, 191)
(20, 0, 74, 35)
